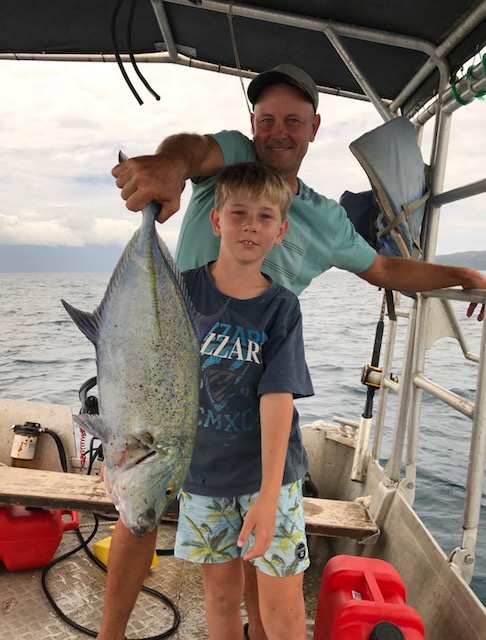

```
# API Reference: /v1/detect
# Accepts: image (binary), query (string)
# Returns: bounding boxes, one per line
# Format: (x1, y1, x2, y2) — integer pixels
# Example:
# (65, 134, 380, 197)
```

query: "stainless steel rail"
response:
(379, 284, 486, 583)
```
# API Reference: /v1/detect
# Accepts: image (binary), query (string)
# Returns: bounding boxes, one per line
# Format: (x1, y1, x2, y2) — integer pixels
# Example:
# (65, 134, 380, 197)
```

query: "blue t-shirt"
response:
(182, 265, 314, 497)
(175, 130, 377, 296)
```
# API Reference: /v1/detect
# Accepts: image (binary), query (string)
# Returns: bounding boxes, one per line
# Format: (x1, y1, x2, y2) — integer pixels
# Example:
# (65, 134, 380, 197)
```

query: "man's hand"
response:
(466, 303, 485, 321)
(112, 154, 187, 222)
(462, 270, 486, 321)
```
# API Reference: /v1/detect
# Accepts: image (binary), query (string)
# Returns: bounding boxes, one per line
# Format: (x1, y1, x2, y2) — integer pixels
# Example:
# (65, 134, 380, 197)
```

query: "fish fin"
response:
(73, 413, 107, 442)
(61, 300, 101, 345)
(61, 229, 141, 342)
(95, 228, 141, 320)
(154, 233, 230, 344)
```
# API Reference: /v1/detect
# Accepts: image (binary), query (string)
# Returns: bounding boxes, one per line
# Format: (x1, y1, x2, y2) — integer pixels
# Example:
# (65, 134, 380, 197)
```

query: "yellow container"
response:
(94, 535, 158, 569)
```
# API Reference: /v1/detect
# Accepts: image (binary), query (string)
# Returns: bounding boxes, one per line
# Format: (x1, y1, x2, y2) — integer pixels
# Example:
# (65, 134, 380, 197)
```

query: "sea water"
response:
(0, 270, 485, 604)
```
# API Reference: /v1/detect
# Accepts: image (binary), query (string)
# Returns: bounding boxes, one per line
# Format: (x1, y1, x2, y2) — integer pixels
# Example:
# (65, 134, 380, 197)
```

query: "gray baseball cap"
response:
(247, 63, 318, 112)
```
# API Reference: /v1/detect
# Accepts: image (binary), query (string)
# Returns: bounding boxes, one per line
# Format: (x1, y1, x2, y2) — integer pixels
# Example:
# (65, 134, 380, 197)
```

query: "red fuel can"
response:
(0, 505, 79, 571)
(313, 555, 425, 640)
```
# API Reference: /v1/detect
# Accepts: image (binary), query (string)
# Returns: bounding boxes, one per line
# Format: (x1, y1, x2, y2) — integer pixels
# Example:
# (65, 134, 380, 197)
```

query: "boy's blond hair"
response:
(214, 163, 293, 220)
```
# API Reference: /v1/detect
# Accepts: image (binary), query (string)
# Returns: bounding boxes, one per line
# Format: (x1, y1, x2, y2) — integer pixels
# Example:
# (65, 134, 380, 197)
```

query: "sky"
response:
(0, 58, 485, 256)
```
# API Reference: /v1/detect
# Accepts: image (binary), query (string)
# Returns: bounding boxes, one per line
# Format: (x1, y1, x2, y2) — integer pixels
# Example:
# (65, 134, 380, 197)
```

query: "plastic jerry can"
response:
(0, 505, 79, 571)
(313, 555, 425, 639)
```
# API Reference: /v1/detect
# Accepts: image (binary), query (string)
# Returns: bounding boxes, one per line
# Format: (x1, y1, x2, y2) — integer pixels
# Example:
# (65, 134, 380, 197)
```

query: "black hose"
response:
(43, 429, 68, 472)
(127, 0, 160, 100)
(41, 419, 179, 637)
(41, 515, 180, 639)
(111, 0, 144, 105)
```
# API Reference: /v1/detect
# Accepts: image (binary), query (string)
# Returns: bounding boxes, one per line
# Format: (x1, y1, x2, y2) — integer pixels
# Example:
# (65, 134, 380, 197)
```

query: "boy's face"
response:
(210, 191, 288, 265)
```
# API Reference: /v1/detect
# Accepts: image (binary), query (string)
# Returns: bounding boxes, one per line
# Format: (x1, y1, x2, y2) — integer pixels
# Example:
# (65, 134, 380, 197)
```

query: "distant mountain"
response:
(436, 250, 486, 270)
(0, 244, 485, 273)
(0, 244, 123, 273)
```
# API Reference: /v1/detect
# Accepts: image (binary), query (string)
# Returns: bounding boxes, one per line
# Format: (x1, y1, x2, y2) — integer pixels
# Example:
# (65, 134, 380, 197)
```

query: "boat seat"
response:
(303, 496, 378, 540)
(0, 466, 379, 542)
(341, 116, 429, 260)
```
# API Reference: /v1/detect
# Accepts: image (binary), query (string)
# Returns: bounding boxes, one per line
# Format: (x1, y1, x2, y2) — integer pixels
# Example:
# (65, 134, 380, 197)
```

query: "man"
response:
(98, 64, 486, 640)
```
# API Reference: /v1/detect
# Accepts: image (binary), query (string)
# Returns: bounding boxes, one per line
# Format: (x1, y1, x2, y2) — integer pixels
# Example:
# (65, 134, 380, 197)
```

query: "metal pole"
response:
(150, 0, 179, 61)
(324, 31, 393, 122)
(463, 320, 486, 539)
(385, 302, 417, 481)
(433, 179, 486, 207)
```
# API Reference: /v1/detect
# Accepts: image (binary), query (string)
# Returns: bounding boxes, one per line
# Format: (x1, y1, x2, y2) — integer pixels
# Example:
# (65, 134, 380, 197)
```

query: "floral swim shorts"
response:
(174, 480, 309, 577)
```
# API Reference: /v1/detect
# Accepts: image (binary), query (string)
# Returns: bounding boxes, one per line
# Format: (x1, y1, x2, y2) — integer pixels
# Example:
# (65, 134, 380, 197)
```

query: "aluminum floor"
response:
(1, 515, 325, 639)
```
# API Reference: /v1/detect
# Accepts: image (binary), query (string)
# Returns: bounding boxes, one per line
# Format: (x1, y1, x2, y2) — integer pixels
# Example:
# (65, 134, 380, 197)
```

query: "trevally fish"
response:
(62, 175, 208, 536)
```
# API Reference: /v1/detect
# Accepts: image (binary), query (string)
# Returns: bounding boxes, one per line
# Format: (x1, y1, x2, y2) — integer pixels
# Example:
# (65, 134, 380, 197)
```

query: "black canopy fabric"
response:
(1, 0, 486, 115)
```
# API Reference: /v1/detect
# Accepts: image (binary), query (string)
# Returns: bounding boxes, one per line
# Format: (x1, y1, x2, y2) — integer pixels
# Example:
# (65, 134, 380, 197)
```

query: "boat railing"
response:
(349, 43, 486, 581)
(367, 283, 486, 585)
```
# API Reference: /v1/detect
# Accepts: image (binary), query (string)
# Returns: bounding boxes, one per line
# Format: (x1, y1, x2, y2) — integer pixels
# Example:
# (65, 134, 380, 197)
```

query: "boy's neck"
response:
(208, 259, 271, 299)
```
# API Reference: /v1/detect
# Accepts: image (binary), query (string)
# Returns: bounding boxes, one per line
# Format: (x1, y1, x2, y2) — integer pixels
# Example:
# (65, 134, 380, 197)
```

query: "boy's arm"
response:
(237, 392, 294, 561)
(111, 133, 224, 220)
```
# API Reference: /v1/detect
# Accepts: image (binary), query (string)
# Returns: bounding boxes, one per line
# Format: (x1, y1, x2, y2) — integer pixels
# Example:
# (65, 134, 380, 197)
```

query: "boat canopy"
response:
(1, 1, 486, 116)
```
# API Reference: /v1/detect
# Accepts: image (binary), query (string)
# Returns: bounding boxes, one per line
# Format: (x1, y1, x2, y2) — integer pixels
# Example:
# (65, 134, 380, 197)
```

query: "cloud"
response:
(0, 59, 485, 255)
(0, 61, 253, 249)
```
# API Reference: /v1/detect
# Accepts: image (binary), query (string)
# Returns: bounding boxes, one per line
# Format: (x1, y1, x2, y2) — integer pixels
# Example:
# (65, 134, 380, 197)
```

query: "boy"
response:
(177, 162, 314, 640)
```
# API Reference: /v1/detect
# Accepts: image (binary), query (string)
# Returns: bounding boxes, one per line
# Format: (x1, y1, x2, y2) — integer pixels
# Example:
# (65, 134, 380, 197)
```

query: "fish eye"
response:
(165, 488, 172, 497)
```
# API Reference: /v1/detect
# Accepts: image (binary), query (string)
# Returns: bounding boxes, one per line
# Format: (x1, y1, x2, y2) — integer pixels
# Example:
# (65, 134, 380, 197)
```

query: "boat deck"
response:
(1, 514, 327, 639)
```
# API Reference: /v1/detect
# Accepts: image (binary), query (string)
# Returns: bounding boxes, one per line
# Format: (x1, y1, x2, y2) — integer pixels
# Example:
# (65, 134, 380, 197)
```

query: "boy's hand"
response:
(237, 497, 277, 561)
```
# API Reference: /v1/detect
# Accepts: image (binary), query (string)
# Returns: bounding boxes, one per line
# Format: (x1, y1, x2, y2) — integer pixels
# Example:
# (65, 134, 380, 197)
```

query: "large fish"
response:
(62, 175, 208, 536)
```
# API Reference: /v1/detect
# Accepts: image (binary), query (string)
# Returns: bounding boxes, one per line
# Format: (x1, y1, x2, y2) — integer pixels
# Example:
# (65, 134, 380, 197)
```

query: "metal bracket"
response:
(398, 476, 416, 506)
(449, 547, 475, 584)
(358, 529, 381, 545)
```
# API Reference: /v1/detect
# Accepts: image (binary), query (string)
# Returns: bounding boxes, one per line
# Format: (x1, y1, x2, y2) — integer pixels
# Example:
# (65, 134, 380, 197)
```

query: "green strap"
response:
(451, 81, 470, 106)
(466, 60, 486, 99)
(450, 54, 486, 105)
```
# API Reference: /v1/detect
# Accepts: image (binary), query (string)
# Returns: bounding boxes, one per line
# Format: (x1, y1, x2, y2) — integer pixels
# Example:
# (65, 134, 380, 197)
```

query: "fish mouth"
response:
(135, 450, 157, 465)
(132, 508, 157, 536)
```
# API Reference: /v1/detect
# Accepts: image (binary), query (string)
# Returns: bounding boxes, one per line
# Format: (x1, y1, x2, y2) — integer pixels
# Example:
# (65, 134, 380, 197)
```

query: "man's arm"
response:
(111, 133, 224, 221)
(359, 253, 486, 320)
(237, 392, 294, 560)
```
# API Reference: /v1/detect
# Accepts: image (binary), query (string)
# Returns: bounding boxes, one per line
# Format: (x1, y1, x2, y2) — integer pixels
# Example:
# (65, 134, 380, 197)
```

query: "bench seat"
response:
(0, 466, 379, 540)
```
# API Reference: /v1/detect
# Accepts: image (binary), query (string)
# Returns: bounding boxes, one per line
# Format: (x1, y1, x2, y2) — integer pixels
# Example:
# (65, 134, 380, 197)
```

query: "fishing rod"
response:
(351, 290, 396, 482)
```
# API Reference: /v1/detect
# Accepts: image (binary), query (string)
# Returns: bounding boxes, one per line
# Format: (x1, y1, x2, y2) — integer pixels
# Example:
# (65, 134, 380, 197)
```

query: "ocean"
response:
(1, 270, 485, 604)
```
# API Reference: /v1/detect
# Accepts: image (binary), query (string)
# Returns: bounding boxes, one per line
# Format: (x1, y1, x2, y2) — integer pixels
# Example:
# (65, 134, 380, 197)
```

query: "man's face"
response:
(251, 84, 321, 188)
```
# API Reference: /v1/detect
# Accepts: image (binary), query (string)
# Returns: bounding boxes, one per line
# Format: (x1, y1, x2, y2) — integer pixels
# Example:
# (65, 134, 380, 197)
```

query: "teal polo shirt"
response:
(175, 130, 376, 296)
